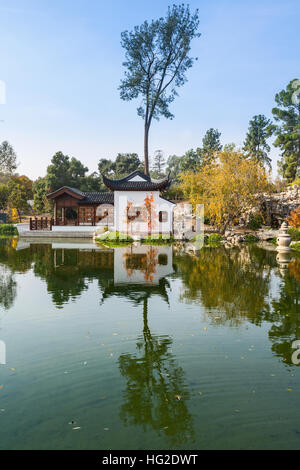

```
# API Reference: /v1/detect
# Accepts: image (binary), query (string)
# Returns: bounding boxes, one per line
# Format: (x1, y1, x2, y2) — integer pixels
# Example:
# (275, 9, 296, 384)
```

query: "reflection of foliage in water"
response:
(0, 265, 17, 310)
(0, 238, 33, 310)
(1, 239, 300, 368)
(267, 259, 300, 365)
(174, 245, 277, 326)
(0, 238, 33, 273)
(0, 240, 114, 309)
(175, 244, 300, 367)
(118, 300, 194, 447)
(31, 245, 114, 308)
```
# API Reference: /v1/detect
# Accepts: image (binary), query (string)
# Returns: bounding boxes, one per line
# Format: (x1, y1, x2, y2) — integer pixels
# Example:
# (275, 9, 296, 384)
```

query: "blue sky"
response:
(0, 0, 299, 179)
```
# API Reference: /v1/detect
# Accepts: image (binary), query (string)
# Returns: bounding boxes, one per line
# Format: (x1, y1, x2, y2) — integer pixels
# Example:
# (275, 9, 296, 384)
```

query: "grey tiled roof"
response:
(47, 186, 85, 198)
(47, 186, 114, 204)
(102, 170, 170, 191)
(80, 192, 114, 204)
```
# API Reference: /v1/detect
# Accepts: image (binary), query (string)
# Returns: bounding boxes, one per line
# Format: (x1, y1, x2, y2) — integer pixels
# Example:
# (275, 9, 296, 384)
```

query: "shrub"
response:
(0, 224, 18, 236)
(292, 242, 300, 252)
(288, 227, 300, 241)
(291, 177, 300, 187)
(248, 214, 263, 230)
(207, 233, 223, 245)
(95, 231, 133, 245)
(287, 206, 300, 229)
(244, 234, 258, 243)
(141, 234, 175, 245)
(270, 237, 278, 245)
(191, 233, 206, 243)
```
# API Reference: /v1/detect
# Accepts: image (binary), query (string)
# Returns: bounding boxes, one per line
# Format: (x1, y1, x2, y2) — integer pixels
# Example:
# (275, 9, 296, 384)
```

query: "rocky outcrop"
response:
(223, 229, 278, 244)
(239, 185, 300, 228)
(261, 185, 300, 227)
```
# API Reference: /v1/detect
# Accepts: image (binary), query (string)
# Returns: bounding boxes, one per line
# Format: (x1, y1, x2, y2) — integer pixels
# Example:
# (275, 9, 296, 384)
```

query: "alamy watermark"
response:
(0, 340, 6, 365)
(291, 340, 300, 365)
(292, 79, 300, 106)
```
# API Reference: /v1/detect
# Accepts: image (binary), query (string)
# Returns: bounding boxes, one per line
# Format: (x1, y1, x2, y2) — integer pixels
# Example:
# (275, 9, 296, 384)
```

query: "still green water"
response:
(0, 238, 299, 450)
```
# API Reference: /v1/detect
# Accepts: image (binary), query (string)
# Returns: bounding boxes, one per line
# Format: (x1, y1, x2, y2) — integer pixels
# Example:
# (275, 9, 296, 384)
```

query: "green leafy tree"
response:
(180, 148, 201, 172)
(69, 157, 88, 181)
(46, 151, 89, 191)
(99, 153, 142, 179)
(119, 4, 200, 175)
(166, 149, 201, 183)
(80, 172, 101, 192)
(243, 115, 273, 169)
(0, 141, 17, 175)
(114, 153, 142, 177)
(33, 177, 52, 213)
(166, 155, 181, 182)
(271, 79, 300, 181)
(0, 183, 9, 210)
(98, 158, 114, 177)
(7, 177, 33, 221)
(46, 152, 73, 190)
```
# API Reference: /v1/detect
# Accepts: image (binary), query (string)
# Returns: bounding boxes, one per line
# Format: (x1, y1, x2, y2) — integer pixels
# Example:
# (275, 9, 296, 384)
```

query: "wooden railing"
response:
(30, 217, 54, 231)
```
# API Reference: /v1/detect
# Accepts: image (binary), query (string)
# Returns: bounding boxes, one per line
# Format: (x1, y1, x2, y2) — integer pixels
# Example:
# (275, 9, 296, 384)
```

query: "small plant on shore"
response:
(191, 233, 206, 243)
(292, 242, 300, 252)
(95, 231, 133, 246)
(0, 224, 18, 236)
(141, 234, 175, 245)
(207, 233, 223, 245)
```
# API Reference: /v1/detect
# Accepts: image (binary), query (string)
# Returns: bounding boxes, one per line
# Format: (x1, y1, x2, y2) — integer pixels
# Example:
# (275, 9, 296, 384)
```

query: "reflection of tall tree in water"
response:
(118, 296, 195, 447)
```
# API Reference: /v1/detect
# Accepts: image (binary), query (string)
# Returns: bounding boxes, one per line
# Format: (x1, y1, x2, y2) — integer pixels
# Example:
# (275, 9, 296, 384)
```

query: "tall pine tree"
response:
(243, 115, 273, 169)
(271, 79, 300, 181)
(200, 128, 222, 165)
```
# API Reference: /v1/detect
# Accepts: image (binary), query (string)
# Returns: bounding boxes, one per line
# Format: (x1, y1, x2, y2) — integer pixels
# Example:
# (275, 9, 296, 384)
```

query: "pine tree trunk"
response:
(144, 124, 150, 175)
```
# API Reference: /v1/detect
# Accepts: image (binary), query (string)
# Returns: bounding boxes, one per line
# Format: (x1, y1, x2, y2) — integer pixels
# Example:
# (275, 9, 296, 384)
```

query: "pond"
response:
(0, 238, 300, 450)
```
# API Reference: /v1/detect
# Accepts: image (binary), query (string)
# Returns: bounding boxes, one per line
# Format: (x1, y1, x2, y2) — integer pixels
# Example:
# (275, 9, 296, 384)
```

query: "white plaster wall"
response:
(114, 191, 174, 235)
(15, 223, 29, 233)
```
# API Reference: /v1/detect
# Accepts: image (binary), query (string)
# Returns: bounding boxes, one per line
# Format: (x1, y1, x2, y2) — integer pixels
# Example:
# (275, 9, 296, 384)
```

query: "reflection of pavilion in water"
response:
(100, 245, 173, 304)
(49, 242, 174, 304)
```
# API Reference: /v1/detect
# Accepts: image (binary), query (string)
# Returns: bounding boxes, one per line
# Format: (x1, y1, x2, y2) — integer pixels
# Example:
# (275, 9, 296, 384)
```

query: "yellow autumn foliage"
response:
(179, 149, 268, 232)
(10, 208, 19, 222)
